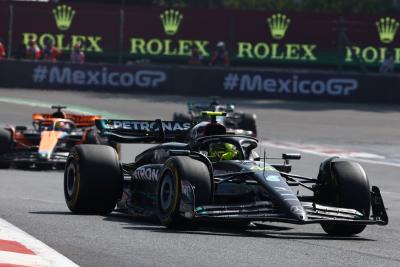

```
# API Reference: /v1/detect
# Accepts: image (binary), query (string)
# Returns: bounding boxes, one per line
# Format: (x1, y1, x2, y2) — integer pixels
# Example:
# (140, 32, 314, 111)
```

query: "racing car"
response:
(63, 112, 388, 236)
(0, 106, 117, 169)
(173, 99, 257, 136)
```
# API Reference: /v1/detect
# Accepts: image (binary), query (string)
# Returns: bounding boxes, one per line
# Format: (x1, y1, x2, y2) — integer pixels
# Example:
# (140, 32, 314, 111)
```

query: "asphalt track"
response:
(0, 88, 399, 266)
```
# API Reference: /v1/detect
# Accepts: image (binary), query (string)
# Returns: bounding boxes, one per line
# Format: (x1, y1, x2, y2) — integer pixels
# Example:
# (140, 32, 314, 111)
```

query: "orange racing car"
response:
(0, 106, 117, 169)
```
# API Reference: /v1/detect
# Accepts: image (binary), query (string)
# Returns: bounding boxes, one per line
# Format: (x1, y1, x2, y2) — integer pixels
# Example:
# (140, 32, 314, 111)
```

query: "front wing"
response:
(181, 186, 388, 226)
(0, 151, 69, 164)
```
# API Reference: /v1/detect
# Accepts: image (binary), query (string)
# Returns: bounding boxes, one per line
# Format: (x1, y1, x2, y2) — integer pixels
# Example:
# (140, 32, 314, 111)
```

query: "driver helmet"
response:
(55, 121, 66, 130)
(209, 142, 238, 161)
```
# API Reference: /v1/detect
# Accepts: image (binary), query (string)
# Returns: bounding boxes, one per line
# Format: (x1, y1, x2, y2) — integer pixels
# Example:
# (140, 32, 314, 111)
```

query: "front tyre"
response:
(64, 145, 122, 214)
(0, 129, 12, 169)
(315, 157, 371, 236)
(157, 156, 212, 228)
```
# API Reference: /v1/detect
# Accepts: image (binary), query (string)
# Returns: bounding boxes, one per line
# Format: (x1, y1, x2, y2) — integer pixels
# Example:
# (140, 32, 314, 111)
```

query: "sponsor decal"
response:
(103, 120, 192, 132)
(237, 13, 318, 62)
(129, 9, 209, 58)
(22, 4, 103, 53)
(267, 13, 290, 40)
(160, 9, 183, 36)
(133, 167, 159, 182)
(346, 17, 400, 64)
(223, 73, 358, 96)
(31, 65, 167, 87)
(266, 175, 281, 182)
(53, 5, 76, 31)
(376, 17, 399, 44)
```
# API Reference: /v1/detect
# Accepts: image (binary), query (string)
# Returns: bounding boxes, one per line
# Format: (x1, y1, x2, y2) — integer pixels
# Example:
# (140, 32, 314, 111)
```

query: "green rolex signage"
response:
(376, 17, 399, 43)
(345, 17, 400, 65)
(160, 9, 183, 36)
(20, 4, 104, 53)
(52, 5, 75, 31)
(267, 13, 291, 40)
(129, 9, 210, 57)
(8, 2, 400, 67)
(236, 13, 318, 62)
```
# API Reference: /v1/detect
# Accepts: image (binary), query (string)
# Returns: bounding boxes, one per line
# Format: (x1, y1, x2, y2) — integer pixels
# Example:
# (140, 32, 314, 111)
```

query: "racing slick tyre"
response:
(173, 112, 192, 123)
(315, 157, 371, 236)
(157, 156, 212, 228)
(0, 129, 12, 169)
(64, 145, 122, 214)
(239, 113, 257, 137)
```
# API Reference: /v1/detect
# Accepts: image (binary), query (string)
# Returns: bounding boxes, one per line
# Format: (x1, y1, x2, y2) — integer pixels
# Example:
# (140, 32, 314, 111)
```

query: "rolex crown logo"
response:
(376, 17, 399, 44)
(52, 5, 76, 31)
(160, 9, 183, 36)
(267, 13, 291, 40)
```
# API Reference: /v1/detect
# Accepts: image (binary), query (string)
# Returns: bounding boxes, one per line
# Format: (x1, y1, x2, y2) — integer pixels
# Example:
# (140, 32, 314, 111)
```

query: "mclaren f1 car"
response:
(173, 99, 257, 136)
(63, 112, 388, 236)
(0, 106, 117, 169)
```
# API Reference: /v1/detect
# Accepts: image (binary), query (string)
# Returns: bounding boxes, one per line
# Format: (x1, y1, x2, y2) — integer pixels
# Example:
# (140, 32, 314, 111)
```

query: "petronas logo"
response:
(376, 17, 399, 44)
(267, 13, 291, 40)
(52, 5, 75, 31)
(160, 9, 183, 36)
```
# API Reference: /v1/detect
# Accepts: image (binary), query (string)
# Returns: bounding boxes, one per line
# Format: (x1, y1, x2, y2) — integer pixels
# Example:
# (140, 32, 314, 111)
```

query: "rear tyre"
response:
(64, 145, 122, 214)
(239, 113, 257, 136)
(157, 156, 212, 228)
(315, 157, 370, 236)
(0, 129, 12, 169)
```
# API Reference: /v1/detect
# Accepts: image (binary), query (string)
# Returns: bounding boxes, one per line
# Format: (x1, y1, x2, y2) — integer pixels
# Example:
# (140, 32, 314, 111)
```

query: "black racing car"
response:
(173, 99, 257, 136)
(64, 112, 388, 236)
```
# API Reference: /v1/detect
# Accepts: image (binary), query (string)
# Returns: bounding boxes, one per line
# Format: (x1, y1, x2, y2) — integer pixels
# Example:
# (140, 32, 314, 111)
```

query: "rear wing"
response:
(32, 113, 102, 127)
(95, 119, 193, 143)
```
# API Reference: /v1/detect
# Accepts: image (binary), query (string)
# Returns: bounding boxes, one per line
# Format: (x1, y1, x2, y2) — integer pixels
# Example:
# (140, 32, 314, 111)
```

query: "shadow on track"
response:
(29, 211, 375, 241)
(105, 213, 375, 242)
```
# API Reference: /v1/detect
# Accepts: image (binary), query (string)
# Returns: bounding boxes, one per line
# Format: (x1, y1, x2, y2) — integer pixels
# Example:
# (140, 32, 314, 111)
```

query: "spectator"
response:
(0, 40, 5, 60)
(42, 39, 61, 62)
(26, 37, 41, 60)
(188, 44, 203, 65)
(379, 50, 395, 73)
(70, 42, 85, 64)
(209, 41, 229, 66)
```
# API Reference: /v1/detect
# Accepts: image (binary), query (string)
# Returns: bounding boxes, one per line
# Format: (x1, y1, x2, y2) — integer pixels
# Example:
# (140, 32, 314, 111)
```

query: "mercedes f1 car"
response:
(173, 99, 257, 136)
(0, 106, 116, 169)
(64, 112, 388, 236)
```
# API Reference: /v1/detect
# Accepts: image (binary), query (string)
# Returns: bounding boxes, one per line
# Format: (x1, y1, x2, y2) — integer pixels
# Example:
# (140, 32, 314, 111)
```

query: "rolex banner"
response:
(5, 2, 400, 67)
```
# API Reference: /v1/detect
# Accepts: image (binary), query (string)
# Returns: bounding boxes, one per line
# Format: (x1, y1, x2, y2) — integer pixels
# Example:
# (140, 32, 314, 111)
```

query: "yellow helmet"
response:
(209, 142, 238, 161)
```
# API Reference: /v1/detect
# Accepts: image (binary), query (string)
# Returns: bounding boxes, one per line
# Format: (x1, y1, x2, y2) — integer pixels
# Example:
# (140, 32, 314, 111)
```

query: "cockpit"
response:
(195, 136, 259, 162)
(33, 119, 76, 133)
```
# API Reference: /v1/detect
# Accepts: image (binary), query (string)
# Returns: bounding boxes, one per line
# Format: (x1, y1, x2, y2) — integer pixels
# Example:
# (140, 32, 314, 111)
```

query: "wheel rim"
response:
(66, 163, 77, 198)
(160, 172, 175, 213)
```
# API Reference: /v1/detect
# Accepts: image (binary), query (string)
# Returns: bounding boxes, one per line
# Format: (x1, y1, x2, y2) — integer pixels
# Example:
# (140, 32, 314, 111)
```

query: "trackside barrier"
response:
(0, 60, 399, 103)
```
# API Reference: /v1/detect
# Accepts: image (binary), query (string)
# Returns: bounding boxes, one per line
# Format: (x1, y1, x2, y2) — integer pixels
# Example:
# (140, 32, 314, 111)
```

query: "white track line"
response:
(262, 140, 400, 168)
(0, 218, 79, 267)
